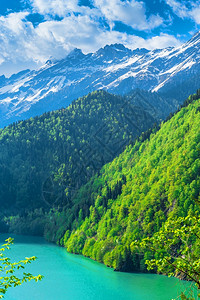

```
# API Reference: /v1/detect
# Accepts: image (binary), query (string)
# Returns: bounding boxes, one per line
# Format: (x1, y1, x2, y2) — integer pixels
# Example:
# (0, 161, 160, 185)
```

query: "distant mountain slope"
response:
(49, 92, 200, 271)
(1, 31, 200, 127)
(0, 90, 157, 216)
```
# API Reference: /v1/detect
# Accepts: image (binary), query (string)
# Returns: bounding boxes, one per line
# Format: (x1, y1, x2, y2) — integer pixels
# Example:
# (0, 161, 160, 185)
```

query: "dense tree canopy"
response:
(0, 90, 156, 214)
(1, 88, 200, 298)
(52, 93, 200, 274)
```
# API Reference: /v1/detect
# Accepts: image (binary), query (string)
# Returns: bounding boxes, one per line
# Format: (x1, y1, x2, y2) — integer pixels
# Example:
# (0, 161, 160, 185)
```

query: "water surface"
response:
(0, 234, 190, 300)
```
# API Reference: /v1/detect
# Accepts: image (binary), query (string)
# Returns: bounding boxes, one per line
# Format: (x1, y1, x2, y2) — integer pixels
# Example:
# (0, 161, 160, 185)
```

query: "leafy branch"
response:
(0, 238, 43, 298)
(133, 214, 200, 299)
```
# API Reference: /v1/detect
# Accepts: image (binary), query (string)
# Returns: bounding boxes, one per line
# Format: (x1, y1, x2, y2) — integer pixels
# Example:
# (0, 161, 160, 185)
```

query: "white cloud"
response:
(165, 0, 188, 18)
(165, 0, 200, 24)
(93, 0, 163, 30)
(0, 12, 31, 63)
(0, 12, 29, 35)
(190, 6, 200, 24)
(29, 0, 163, 30)
(28, 0, 97, 18)
(29, 0, 79, 16)
(0, 5, 181, 76)
(136, 33, 181, 49)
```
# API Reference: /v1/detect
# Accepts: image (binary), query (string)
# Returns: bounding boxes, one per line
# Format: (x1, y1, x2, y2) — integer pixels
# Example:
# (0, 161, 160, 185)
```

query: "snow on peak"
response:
(1, 31, 200, 127)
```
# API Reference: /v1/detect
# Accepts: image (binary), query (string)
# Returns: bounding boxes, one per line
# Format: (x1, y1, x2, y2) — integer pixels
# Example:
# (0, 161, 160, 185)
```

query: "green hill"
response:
(0, 90, 158, 232)
(53, 93, 200, 272)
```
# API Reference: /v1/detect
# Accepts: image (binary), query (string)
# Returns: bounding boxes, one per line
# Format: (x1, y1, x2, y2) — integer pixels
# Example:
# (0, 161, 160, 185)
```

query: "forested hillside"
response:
(0, 90, 158, 219)
(51, 93, 200, 272)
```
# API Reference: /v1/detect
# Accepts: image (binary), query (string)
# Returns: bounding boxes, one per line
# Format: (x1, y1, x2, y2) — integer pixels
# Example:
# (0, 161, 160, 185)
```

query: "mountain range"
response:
(1, 31, 200, 127)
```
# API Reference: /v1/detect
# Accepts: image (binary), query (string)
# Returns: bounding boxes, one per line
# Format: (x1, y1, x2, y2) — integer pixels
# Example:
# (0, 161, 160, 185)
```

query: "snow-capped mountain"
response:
(1, 31, 200, 127)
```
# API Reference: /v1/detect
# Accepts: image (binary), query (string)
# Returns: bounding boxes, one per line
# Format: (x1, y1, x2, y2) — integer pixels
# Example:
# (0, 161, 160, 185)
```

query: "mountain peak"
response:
(186, 30, 200, 45)
(95, 43, 132, 60)
(101, 43, 131, 53)
(107, 43, 129, 50)
(67, 48, 84, 58)
(1, 33, 200, 128)
(132, 48, 150, 55)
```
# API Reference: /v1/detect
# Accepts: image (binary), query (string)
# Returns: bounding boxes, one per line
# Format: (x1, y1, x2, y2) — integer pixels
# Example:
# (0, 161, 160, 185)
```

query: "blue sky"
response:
(0, 0, 200, 76)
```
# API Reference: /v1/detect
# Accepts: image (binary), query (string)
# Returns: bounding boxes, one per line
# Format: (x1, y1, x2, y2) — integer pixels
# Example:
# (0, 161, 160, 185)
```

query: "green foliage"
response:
(0, 90, 156, 236)
(1, 87, 200, 298)
(136, 215, 200, 299)
(58, 94, 200, 274)
(0, 238, 43, 298)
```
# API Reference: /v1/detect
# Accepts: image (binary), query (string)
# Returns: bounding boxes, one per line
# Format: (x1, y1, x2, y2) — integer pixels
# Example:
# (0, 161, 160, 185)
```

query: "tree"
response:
(134, 214, 200, 299)
(0, 238, 43, 298)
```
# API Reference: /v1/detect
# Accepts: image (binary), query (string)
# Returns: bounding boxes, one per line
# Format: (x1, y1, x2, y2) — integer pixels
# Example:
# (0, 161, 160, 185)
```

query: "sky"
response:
(0, 0, 200, 77)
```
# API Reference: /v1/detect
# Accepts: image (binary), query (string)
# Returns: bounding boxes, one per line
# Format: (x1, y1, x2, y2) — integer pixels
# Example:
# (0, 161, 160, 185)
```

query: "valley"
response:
(0, 11, 200, 298)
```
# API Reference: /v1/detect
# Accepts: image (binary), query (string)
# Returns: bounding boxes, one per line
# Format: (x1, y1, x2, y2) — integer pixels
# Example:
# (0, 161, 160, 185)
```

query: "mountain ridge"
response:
(1, 31, 200, 127)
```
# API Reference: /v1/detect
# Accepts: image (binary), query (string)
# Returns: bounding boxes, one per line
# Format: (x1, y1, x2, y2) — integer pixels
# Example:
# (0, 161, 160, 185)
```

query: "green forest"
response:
(49, 92, 200, 275)
(0, 90, 157, 212)
(1, 89, 168, 235)
(0, 88, 200, 292)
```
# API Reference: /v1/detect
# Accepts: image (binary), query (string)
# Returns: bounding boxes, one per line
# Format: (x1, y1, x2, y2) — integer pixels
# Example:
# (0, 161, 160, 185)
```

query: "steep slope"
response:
(0, 90, 157, 219)
(1, 31, 200, 127)
(53, 92, 200, 271)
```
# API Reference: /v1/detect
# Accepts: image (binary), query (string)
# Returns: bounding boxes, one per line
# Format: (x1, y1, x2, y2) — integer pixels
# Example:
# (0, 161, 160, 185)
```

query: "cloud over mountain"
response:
(0, 0, 198, 76)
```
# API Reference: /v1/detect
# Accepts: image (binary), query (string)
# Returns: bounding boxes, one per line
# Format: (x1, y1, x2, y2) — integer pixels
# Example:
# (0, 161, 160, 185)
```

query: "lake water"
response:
(0, 234, 191, 300)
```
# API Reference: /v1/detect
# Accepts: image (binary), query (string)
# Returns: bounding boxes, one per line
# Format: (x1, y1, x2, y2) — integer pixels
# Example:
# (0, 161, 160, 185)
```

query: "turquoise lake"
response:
(0, 234, 191, 300)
